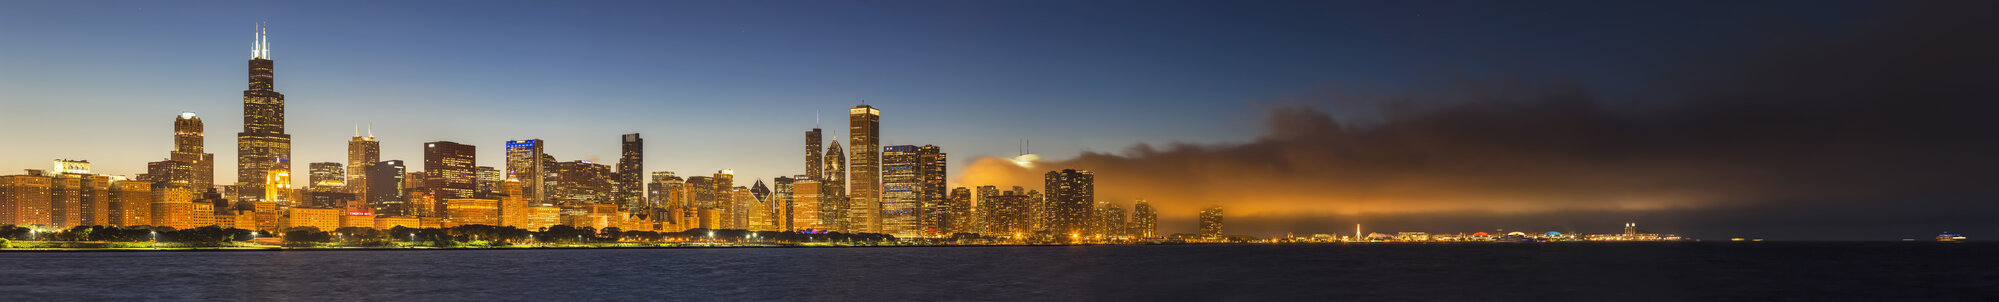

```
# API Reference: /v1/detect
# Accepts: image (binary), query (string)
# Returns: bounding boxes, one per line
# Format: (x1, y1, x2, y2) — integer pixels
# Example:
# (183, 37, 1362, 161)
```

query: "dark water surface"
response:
(2, 243, 1996, 301)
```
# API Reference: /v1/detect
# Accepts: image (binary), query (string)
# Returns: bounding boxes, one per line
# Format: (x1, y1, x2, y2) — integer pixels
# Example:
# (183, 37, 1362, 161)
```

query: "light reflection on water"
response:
(1, 243, 1995, 301)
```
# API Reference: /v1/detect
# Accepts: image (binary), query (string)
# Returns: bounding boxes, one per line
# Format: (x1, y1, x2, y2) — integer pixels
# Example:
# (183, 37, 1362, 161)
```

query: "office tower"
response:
(366, 160, 406, 215)
(882, 145, 944, 237)
(730, 187, 752, 229)
(1200, 206, 1224, 238)
(504, 139, 548, 204)
(947, 187, 972, 234)
(1133, 200, 1157, 238)
(499, 179, 528, 228)
(237, 24, 292, 203)
(975, 186, 1001, 233)
(686, 176, 712, 210)
(750, 179, 774, 230)
(822, 141, 849, 232)
(467, 165, 499, 198)
(550, 161, 612, 204)
(347, 125, 378, 200)
(1625, 222, 1638, 236)
(109, 181, 151, 227)
(423, 141, 477, 200)
(170, 112, 216, 190)
(747, 182, 774, 231)
(0, 175, 54, 226)
(308, 162, 344, 192)
(848, 104, 881, 233)
(806, 128, 823, 180)
(711, 170, 734, 209)
(773, 176, 794, 231)
(615, 133, 643, 210)
(1044, 169, 1094, 236)
(649, 172, 683, 228)
(791, 177, 821, 230)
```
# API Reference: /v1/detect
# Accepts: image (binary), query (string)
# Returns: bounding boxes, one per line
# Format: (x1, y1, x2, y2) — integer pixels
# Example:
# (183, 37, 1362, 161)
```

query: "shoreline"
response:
(5, 241, 1970, 253)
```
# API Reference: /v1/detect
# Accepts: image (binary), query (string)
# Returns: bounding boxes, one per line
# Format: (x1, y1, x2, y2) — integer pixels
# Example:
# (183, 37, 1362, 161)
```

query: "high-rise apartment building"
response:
(791, 177, 820, 231)
(1199, 206, 1224, 238)
(109, 180, 151, 227)
(978, 186, 1031, 237)
(423, 141, 476, 200)
(615, 133, 643, 210)
(346, 126, 378, 204)
(947, 187, 972, 234)
(848, 104, 881, 233)
(236, 24, 292, 203)
(1133, 200, 1157, 238)
(1044, 169, 1095, 236)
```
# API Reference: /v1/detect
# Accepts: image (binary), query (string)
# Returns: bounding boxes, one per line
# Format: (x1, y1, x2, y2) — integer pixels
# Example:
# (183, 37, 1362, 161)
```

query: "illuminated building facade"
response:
(110, 180, 151, 226)
(444, 198, 500, 227)
(821, 141, 849, 232)
(550, 161, 612, 204)
(475, 166, 502, 198)
(1132, 200, 1157, 238)
(647, 172, 683, 228)
(504, 139, 550, 204)
(848, 104, 881, 233)
(791, 177, 821, 230)
(346, 126, 377, 205)
(423, 141, 477, 200)
(263, 164, 292, 206)
(236, 24, 292, 203)
(947, 187, 972, 234)
(773, 176, 794, 230)
(0, 175, 54, 226)
(881, 145, 944, 237)
(1044, 169, 1094, 236)
(282, 207, 342, 231)
(615, 133, 643, 210)
(500, 179, 529, 228)
(978, 186, 1031, 236)
(171, 112, 216, 190)
(1199, 206, 1224, 238)
(805, 128, 823, 182)
(525, 205, 561, 230)
(308, 162, 344, 193)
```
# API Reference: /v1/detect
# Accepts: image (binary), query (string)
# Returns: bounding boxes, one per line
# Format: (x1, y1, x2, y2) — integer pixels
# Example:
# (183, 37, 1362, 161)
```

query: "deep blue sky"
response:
(0, 1, 1878, 190)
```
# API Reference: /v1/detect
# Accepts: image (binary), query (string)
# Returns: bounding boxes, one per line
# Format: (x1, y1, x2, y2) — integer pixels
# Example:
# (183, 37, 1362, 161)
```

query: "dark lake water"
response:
(2, 243, 1995, 301)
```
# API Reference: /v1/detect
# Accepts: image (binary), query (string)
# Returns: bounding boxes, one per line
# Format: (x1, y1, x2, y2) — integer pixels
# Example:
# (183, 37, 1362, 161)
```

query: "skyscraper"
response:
(773, 176, 795, 231)
(171, 112, 215, 190)
(847, 105, 881, 233)
(1133, 200, 1158, 238)
(615, 133, 643, 210)
(1044, 169, 1095, 236)
(822, 141, 849, 232)
(347, 125, 378, 203)
(549, 160, 612, 204)
(806, 128, 823, 180)
(236, 24, 292, 203)
(307, 162, 344, 192)
(423, 141, 477, 200)
(947, 187, 972, 234)
(504, 139, 548, 205)
(791, 176, 820, 231)
(882, 145, 945, 237)
(1200, 206, 1224, 238)
(366, 160, 406, 215)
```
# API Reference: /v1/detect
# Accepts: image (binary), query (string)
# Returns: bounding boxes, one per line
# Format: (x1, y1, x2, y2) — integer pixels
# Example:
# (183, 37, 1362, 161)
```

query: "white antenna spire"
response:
(354, 124, 360, 137)
(367, 122, 375, 137)
(815, 110, 820, 128)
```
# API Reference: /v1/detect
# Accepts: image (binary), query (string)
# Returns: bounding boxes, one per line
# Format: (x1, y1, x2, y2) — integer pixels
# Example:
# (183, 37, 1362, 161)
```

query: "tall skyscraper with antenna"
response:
(347, 125, 378, 207)
(236, 23, 291, 203)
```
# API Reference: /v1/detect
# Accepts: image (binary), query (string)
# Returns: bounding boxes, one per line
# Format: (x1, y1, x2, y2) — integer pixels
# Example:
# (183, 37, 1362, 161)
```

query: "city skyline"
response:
(4, 1, 1997, 239)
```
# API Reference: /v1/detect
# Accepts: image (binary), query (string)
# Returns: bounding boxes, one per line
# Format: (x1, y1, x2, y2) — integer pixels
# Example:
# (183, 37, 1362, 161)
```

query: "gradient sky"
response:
(9, 1, 1972, 238)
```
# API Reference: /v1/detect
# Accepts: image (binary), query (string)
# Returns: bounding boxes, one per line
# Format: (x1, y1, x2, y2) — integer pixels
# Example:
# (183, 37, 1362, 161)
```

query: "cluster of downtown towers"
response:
(0, 28, 1167, 240)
